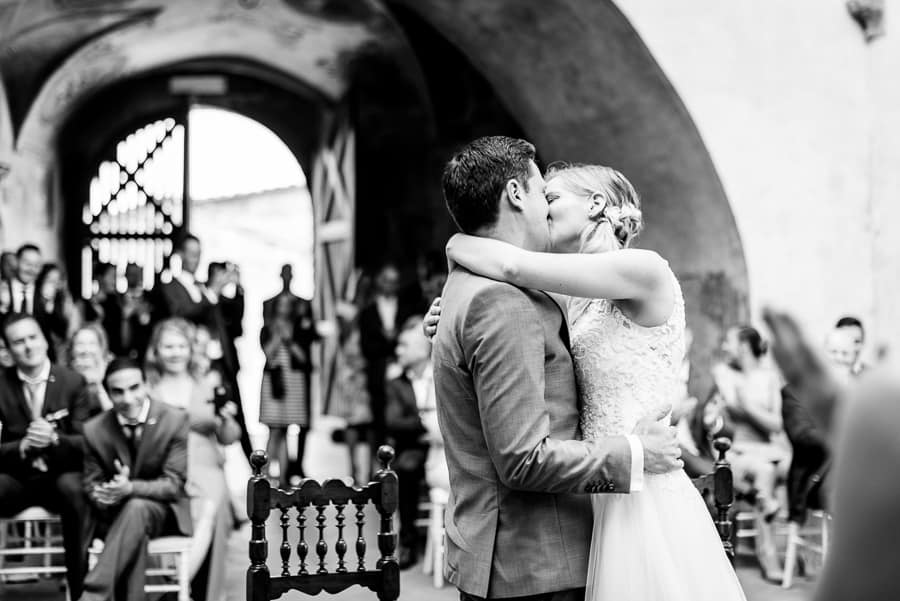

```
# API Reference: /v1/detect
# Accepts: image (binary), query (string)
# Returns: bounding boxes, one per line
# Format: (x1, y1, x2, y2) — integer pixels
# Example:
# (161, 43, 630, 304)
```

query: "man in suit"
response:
(155, 233, 211, 325)
(434, 137, 681, 601)
(0, 313, 94, 598)
(79, 357, 191, 601)
(359, 262, 417, 451)
(0, 244, 66, 360)
(384, 315, 435, 569)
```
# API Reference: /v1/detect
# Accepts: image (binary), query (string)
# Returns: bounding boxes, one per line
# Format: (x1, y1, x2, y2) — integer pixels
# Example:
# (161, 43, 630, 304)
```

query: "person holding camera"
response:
(145, 318, 240, 601)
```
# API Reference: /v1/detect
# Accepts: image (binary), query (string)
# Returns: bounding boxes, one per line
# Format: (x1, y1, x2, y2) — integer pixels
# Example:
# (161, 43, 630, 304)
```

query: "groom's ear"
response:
(504, 178, 526, 212)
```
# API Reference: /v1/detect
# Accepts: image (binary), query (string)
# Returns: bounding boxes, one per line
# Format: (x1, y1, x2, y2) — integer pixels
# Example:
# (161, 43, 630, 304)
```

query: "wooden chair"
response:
(691, 438, 736, 561)
(247, 445, 400, 601)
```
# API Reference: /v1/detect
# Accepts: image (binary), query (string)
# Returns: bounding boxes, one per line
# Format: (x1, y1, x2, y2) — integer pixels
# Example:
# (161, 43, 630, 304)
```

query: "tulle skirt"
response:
(586, 469, 746, 601)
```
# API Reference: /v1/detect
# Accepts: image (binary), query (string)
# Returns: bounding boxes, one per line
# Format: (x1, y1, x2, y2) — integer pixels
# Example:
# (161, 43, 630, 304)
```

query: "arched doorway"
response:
(16, 0, 747, 404)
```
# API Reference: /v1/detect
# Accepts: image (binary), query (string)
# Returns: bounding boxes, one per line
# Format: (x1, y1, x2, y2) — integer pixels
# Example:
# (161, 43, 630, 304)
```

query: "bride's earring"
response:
(587, 193, 607, 220)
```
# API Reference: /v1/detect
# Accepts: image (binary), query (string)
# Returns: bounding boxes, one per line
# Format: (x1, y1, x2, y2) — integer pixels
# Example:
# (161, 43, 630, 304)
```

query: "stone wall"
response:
(616, 0, 900, 355)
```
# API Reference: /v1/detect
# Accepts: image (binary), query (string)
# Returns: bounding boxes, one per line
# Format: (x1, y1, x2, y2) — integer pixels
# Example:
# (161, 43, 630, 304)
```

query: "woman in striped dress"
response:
(259, 294, 315, 486)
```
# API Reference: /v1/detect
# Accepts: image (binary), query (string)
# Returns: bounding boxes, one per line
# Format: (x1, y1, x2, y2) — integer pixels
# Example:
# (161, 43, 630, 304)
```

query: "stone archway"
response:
(385, 0, 750, 395)
(3, 0, 749, 397)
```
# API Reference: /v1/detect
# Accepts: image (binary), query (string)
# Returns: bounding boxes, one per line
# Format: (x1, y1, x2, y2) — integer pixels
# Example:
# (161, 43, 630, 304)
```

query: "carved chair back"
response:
(691, 438, 736, 561)
(247, 446, 400, 601)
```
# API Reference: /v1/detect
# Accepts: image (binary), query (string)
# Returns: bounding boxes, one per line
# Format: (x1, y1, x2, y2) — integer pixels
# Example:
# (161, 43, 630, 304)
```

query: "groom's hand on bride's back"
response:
(633, 408, 683, 473)
(422, 297, 441, 339)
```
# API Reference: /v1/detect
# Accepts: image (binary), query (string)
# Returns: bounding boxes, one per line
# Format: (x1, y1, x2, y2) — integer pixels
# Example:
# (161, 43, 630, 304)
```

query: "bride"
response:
(435, 162, 745, 600)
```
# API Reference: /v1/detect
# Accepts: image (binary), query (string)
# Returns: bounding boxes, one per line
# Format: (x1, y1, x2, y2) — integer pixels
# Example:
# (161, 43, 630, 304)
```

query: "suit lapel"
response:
(102, 411, 133, 471)
(41, 369, 61, 417)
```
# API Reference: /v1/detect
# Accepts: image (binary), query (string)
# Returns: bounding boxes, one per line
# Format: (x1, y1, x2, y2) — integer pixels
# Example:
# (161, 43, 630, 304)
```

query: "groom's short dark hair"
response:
(442, 136, 536, 234)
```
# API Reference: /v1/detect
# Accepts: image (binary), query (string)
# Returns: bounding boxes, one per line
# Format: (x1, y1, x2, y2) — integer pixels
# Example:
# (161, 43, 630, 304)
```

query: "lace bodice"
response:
(569, 271, 686, 441)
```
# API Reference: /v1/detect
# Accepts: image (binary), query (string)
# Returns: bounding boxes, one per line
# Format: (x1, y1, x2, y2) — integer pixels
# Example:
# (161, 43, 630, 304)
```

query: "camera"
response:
(210, 384, 231, 412)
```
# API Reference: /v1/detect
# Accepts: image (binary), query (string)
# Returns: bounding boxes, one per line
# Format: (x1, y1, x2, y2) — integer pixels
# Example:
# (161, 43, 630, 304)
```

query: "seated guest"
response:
(385, 316, 438, 570)
(146, 318, 241, 601)
(834, 315, 867, 376)
(711, 325, 789, 581)
(0, 313, 93, 598)
(79, 357, 191, 601)
(69, 324, 113, 412)
(825, 327, 859, 385)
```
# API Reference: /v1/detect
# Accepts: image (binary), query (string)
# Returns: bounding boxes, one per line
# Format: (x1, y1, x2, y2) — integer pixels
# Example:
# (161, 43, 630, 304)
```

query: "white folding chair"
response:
(88, 535, 192, 601)
(421, 487, 449, 589)
(782, 510, 831, 589)
(0, 507, 67, 581)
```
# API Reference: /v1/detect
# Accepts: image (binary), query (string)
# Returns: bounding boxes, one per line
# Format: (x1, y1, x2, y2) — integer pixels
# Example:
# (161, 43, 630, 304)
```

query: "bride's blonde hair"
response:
(546, 163, 643, 253)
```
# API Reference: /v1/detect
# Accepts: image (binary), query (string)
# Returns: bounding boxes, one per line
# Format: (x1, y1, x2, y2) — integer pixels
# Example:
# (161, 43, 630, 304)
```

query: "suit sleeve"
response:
(130, 412, 189, 502)
(384, 379, 426, 434)
(465, 285, 632, 494)
(54, 374, 91, 457)
(82, 431, 108, 509)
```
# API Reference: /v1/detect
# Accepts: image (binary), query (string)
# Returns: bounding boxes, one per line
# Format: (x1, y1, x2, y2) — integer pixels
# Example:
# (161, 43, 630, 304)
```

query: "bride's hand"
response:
(422, 297, 441, 340)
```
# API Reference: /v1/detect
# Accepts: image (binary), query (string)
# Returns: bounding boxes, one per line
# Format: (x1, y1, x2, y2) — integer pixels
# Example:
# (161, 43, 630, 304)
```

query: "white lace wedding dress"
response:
(569, 270, 746, 601)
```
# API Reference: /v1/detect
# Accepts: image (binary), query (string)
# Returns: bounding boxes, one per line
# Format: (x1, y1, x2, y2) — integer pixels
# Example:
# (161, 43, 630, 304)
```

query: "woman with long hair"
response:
(145, 318, 241, 601)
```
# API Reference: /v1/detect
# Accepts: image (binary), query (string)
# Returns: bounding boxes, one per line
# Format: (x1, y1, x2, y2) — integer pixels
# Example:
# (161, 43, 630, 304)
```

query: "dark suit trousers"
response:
(0, 471, 91, 598)
(80, 498, 172, 601)
(460, 588, 586, 601)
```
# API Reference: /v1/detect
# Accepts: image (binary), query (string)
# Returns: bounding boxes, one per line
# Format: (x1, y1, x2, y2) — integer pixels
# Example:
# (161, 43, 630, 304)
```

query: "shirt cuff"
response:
(624, 434, 644, 492)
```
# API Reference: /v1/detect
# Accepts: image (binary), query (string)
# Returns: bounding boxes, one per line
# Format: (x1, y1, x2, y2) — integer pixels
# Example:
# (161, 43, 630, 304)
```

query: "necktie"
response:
(122, 422, 141, 462)
(23, 379, 44, 419)
(22, 285, 33, 314)
(22, 377, 48, 471)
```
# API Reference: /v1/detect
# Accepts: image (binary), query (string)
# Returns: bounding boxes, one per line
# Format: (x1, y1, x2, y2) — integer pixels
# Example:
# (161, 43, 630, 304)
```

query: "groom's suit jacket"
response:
(433, 268, 634, 599)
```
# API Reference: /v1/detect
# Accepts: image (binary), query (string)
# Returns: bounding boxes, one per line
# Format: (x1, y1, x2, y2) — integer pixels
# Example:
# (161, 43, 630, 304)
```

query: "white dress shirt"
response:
(115, 398, 151, 428)
(174, 271, 204, 304)
(375, 294, 398, 333)
(10, 278, 35, 314)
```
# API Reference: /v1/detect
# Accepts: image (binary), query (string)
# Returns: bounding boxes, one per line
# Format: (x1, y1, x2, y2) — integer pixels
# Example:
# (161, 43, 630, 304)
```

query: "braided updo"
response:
(545, 163, 644, 253)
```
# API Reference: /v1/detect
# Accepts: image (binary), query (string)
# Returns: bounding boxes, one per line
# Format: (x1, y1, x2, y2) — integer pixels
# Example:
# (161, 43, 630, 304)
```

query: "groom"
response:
(433, 136, 682, 601)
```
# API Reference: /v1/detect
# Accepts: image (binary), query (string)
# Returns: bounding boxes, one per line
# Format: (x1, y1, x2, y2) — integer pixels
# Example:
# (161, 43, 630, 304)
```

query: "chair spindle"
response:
(297, 506, 308, 575)
(279, 507, 291, 576)
(315, 504, 328, 574)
